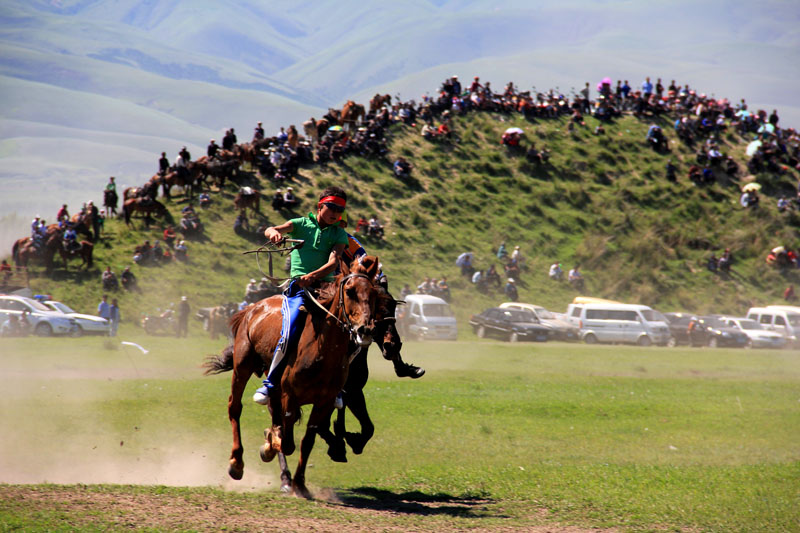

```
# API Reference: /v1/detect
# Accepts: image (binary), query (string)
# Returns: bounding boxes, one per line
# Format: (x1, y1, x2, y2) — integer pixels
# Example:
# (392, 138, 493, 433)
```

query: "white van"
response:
(396, 294, 457, 340)
(565, 302, 671, 346)
(745, 306, 800, 348)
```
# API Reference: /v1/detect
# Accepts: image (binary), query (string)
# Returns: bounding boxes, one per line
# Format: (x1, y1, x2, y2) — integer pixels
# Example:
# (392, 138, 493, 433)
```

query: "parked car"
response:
(663, 312, 705, 347)
(716, 316, 787, 349)
(746, 306, 800, 348)
(396, 294, 457, 341)
(696, 316, 750, 348)
(43, 300, 110, 336)
(566, 302, 671, 346)
(469, 307, 551, 342)
(499, 302, 579, 341)
(0, 294, 78, 336)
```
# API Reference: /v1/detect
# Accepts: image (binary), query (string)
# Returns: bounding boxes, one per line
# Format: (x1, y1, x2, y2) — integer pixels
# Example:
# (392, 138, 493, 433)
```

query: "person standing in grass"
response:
(109, 298, 120, 337)
(253, 186, 350, 405)
(176, 296, 190, 338)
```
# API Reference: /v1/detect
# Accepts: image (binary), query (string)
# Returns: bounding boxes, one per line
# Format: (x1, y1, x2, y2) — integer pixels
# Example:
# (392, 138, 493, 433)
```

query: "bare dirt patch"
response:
(0, 485, 617, 532)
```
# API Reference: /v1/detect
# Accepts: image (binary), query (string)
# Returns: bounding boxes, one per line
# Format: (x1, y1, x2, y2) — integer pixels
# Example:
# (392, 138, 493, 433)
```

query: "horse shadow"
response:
(332, 487, 502, 519)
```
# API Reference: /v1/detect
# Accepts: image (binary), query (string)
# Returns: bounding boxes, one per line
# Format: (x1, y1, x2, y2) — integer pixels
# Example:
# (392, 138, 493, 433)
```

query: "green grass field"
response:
(1, 333, 798, 531)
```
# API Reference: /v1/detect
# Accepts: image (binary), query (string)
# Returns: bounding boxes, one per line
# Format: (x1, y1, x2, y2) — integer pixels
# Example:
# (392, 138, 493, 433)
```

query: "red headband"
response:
(318, 195, 346, 208)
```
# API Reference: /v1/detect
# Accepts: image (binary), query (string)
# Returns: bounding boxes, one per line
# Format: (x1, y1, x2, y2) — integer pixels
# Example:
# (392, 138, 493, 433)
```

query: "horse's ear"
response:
(361, 255, 380, 280)
(339, 256, 351, 277)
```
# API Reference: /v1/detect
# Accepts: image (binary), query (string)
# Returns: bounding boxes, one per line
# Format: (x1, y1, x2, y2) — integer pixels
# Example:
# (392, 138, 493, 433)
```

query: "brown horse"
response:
(12, 231, 60, 271)
(323, 108, 341, 126)
(269, 284, 404, 492)
(303, 119, 318, 145)
(208, 303, 238, 340)
(59, 241, 94, 270)
(69, 211, 95, 241)
(123, 197, 169, 225)
(341, 100, 365, 131)
(204, 257, 381, 498)
(369, 93, 391, 114)
(233, 188, 260, 215)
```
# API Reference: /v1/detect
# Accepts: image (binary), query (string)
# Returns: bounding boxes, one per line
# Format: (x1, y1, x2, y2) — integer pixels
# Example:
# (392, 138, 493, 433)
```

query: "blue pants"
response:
(265, 280, 307, 387)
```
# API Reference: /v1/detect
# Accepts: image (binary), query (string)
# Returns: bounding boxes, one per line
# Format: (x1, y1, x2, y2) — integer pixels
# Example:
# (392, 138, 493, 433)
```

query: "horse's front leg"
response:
(342, 389, 373, 455)
(228, 364, 253, 480)
(277, 452, 292, 493)
(293, 402, 335, 499)
(318, 408, 347, 463)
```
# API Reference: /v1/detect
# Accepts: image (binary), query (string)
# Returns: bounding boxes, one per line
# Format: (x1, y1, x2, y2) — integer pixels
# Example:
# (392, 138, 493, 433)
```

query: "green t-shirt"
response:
(288, 213, 348, 281)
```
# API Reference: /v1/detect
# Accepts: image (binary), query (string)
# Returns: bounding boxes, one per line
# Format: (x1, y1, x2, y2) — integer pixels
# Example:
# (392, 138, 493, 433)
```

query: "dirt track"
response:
(0, 485, 615, 532)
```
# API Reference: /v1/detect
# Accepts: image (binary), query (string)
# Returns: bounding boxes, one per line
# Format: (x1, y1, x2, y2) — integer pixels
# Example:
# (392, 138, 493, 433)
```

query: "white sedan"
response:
(44, 300, 110, 336)
(718, 317, 787, 349)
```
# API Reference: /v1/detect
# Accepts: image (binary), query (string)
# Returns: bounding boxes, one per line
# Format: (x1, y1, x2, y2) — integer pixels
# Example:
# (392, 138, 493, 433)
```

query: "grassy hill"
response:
(3, 0, 800, 223)
(12, 108, 800, 331)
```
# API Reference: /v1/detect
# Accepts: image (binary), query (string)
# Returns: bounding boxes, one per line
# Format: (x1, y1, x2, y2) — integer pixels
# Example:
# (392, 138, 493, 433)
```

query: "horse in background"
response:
(341, 100, 365, 132)
(369, 93, 391, 114)
(104, 189, 118, 217)
(12, 231, 60, 271)
(123, 197, 169, 226)
(233, 188, 260, 215)
(203, 257, 381, 498)
(59, 240, 94, 270)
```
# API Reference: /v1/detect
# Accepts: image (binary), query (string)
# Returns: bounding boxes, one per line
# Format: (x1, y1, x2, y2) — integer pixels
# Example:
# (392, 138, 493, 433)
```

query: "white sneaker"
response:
(253, 390, 269, 405)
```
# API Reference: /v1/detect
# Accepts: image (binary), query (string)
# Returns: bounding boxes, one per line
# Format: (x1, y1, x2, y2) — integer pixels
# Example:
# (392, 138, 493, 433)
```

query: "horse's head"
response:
(337, 256, 380, 346)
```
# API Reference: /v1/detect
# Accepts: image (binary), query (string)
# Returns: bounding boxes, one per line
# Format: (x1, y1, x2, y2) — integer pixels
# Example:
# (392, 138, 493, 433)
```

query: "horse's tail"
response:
(123, 202, 131, 224)
(229, 308, 246, 338)
(12, 240, 20, 264)
(203, 344, 234, 375)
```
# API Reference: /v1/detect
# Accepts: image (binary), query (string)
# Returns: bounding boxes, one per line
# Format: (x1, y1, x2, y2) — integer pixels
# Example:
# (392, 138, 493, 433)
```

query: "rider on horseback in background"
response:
(158, 151, 170, 176)
(207, 139, 219, 160)
(63, 224, 80, 252)
(56, 204, 69, 222)
(338, 212, 425, 379)
(253, 186, 350, 405)
(104, 177, 118, 216)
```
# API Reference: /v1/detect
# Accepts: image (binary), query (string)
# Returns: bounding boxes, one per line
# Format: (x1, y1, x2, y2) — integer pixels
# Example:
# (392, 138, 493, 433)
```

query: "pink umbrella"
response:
(596, 77, 612, 91)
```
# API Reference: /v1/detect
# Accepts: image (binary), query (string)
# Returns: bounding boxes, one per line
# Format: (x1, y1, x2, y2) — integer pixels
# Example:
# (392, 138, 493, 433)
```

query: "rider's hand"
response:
(264, 228, 282, 243)
(296, 274, 315, 288)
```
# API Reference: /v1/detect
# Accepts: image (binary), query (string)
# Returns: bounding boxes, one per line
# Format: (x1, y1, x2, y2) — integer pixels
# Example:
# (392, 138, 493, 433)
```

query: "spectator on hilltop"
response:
(121, 266, 137, 291)
(109, 298, 120, 337)
(98, 294, 111, 320)
(486, 264, 501, 288)
(504, 278, 518, 302)
(282, 187, 299, 209)
(707, 252, 719, 273)
(549, 262, 563, 281)
(199, 191, 211, 208)
(393, 157, 412, 179)
(568, 265, 585, 291)
(784, 285, 796, 302)
(102, 267, 118, 291)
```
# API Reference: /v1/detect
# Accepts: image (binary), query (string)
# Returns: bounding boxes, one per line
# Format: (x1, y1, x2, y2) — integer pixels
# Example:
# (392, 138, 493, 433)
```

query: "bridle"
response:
(303, 272, 375, 343)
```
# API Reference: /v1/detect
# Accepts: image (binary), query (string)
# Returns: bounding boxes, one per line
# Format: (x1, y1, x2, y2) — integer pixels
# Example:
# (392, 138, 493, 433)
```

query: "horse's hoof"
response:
(345, 433, 366, 455)
(228, 460, 244, 480)
(260, 442, 277, 463)
(327, 442, 348, 463)
(293, 482, 312, 500)
(280, 481, 292, 493)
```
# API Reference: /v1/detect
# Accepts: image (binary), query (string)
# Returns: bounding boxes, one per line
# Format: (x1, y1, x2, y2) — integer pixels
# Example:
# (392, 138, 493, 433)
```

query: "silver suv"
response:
(0, 295, 78, 336)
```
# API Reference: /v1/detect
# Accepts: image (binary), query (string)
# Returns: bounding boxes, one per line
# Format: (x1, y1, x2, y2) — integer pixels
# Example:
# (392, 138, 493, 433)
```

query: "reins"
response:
(242, 238, 305, 285)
